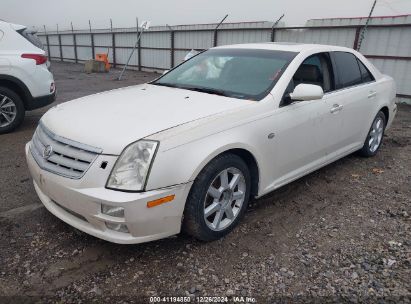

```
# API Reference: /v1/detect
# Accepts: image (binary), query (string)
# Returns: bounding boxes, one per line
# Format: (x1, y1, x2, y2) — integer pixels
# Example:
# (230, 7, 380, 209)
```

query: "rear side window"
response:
(17, 29, 44, 50)
(333, 52, 362, 89)
(357, 59, 375, 83)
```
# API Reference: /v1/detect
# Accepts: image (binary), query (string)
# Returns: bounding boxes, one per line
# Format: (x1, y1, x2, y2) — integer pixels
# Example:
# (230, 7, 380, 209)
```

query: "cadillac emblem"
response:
(43, 145, 53, 159)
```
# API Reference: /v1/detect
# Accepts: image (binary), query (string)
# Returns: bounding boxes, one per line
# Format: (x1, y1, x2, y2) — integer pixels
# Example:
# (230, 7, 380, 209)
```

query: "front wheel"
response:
(183, 153, 251, 241)
(358, 111, 386, 157)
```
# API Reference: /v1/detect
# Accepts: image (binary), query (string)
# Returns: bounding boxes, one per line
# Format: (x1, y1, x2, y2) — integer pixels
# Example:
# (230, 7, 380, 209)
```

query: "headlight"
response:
(106, 140, 158, 191)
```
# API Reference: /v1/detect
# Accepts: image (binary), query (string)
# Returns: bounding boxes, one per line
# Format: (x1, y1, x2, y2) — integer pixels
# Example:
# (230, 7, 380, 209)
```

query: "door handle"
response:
(368, 91, 377, 99)
(330, 104, 343, 114)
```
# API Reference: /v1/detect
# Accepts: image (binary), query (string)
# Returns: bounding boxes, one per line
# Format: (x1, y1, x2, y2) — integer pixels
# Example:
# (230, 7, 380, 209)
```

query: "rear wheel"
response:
(183, 153, 251, 241)
(358, 111, 386, 157)
(0, 87, 25, 134)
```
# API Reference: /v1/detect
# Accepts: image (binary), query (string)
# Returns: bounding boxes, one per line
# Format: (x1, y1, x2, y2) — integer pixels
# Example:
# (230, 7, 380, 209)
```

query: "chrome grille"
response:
(30, 123, 102, 179)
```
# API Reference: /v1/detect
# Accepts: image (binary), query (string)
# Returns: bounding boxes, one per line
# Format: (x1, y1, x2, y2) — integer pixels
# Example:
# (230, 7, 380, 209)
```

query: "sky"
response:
(2, 0, 411, 31)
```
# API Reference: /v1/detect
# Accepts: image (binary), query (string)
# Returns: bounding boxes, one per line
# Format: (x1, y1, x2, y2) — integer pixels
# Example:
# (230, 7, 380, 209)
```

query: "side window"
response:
(357, 59, 375, 83)
(281, 52, 334, 106)
(292, 52, 335, 93)
(333, 52, 362, 89)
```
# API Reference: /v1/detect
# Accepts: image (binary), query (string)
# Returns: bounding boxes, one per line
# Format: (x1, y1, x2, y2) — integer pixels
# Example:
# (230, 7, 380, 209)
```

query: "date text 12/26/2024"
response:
(149, 296, 257, 303)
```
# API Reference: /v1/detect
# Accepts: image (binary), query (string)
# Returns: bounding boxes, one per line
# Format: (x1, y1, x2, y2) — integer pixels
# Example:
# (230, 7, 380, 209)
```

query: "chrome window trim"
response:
(324, 80, 377, 96)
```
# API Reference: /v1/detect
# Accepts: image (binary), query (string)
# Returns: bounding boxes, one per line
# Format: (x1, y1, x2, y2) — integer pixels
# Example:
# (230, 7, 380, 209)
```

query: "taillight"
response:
(21, 54, 47, 65)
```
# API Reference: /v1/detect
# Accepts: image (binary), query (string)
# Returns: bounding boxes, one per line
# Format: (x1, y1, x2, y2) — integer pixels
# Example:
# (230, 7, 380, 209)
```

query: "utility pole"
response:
(357, 0, 377, 51)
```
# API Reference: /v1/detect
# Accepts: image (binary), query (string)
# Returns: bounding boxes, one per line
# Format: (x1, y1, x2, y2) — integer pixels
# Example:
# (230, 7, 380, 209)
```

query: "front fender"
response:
(145, 130, 263, 192)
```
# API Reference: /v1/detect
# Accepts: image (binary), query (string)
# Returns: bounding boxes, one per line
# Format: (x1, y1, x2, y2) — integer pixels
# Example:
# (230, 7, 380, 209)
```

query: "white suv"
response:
(0, 20, 56, 134)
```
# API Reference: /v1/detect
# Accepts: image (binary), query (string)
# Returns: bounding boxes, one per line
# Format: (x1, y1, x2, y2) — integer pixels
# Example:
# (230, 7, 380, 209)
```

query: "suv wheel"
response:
(183, 153, 251, 241)
(0, 86, 25, 134)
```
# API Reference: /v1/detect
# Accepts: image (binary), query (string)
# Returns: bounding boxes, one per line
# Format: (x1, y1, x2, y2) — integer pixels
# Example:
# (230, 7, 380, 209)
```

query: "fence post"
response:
(213, 30, 218, 47)
(43, 25, 51, 61)
(112, 32, 116, 67)
(271, 28, 276, 42)
(166, 25, 175, 69)
(213, 15, 228, 47)
(73, 34, 78, 63)
(138, 35, 142, 71)
(110, 19, 116, 68)
(71, 22, 78, 63)
(89, 20, 95, 59)
(90, 34, 95, 59)
(57, 24, 63, 61)
(271, 14, 284, 43)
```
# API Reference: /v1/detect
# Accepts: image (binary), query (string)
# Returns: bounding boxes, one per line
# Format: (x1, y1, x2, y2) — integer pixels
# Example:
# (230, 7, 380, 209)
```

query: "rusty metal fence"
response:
(37, 20, 411, 100)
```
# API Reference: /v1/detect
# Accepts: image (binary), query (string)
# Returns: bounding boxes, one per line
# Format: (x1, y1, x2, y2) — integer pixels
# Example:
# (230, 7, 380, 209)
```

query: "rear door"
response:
(325, 51, 377, 157)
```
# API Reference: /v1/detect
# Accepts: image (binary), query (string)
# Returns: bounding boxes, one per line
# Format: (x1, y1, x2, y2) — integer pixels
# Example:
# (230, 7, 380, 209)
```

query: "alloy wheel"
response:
(203, 167, 246, 231)
(368, 116, 384, 153)
(0, 94, 17, 128)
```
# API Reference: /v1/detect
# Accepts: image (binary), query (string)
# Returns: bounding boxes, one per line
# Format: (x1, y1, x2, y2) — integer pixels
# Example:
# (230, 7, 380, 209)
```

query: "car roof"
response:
(0, 20, 26, 31)
(214, 42, 355, 54)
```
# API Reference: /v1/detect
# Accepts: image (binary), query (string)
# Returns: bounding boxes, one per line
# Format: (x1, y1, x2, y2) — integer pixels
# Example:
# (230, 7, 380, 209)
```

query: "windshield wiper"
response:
(152, 82, 181, 89)
(153, 83, 229, 97)
(183, 86, 229, 97)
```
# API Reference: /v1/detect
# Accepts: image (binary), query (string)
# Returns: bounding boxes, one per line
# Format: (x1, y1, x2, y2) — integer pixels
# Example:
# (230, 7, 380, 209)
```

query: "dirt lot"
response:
(0, 62, 410, 303)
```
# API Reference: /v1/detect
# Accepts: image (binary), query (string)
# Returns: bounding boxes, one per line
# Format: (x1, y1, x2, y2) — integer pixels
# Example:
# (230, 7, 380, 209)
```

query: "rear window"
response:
(333, 52, 362, 89)
(357, 59, 375, 83)
(17, 29, 44, 50)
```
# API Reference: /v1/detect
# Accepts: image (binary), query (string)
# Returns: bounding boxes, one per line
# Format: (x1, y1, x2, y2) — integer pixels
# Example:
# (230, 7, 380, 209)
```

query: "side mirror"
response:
(162, 70, 169, 75)
(289, 84, 324, 102)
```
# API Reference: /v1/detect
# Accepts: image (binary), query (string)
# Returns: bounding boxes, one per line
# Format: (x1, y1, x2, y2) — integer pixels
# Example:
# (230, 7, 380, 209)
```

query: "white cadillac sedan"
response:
(26, 43, 397, 244)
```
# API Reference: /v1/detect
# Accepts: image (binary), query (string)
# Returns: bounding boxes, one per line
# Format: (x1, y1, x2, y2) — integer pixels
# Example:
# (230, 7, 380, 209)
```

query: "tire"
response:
(0, 86, 25, 134)
(358, 111, 386, 157)
(182, 153, 251, 241)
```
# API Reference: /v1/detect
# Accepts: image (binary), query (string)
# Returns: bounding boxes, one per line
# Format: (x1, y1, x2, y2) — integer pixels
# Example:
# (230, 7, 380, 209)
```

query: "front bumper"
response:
(25, 143, 192, 244)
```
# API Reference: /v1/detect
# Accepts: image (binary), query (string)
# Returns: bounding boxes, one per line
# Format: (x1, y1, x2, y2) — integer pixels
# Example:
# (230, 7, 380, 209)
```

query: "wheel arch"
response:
(0, 75, 32, 109)
(189, 145, 261, 199)
(380, 106, 389, 123)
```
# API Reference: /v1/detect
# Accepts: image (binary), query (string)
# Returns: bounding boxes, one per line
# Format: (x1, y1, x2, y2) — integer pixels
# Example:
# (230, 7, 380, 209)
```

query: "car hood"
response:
(41, 84, 253, 155)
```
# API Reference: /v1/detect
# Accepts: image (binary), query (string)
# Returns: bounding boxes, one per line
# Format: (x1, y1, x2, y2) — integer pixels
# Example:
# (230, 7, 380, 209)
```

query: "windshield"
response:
(153, 48, 297, 100)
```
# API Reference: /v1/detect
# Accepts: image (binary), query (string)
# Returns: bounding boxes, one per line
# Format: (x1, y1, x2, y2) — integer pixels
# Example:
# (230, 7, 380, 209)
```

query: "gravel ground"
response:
(0, 62, 410, 303)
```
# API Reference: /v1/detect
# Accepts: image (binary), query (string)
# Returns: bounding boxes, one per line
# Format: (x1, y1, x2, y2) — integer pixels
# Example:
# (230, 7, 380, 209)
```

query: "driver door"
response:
(266, 52, 335, 189)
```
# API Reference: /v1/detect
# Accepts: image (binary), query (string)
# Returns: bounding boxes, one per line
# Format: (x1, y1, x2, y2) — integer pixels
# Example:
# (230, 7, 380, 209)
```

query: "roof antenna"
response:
(357, 0, 377, 51)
